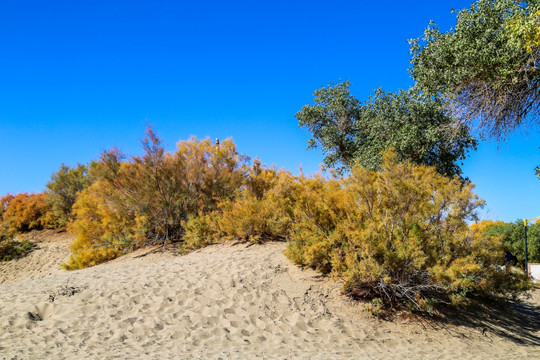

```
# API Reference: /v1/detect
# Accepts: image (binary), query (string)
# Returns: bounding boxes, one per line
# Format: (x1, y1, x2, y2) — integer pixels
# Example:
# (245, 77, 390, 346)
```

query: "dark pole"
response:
(524, 219, 529, 277)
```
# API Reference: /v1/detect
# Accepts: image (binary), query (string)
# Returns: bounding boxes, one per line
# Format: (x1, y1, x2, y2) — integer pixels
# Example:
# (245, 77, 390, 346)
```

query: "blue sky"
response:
(0, 0, 538, 222)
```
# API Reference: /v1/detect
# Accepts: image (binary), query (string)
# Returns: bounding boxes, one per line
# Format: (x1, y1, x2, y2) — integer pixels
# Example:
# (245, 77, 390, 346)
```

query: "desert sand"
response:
(0, 232, 539, 359)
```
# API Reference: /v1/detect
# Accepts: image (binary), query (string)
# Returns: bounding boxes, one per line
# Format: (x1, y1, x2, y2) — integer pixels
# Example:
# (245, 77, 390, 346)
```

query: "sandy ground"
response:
(0, 232, 539, 359)
(0, 230, 72, 284)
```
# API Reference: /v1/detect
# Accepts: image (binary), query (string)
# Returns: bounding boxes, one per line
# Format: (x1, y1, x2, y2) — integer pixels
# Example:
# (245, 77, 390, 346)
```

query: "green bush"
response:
(0, 235, 36, 262)
(46, 163, 92, 227)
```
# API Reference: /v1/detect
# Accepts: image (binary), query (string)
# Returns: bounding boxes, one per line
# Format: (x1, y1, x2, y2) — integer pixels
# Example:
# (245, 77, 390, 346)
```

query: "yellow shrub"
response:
(284, 175, 350, 274)
(64, 181, 139, 269)
(181, 213, 223, 251)
(469, 220, 505, 234)
(285, 149, 530, 313)
(183, 166, 293, 250)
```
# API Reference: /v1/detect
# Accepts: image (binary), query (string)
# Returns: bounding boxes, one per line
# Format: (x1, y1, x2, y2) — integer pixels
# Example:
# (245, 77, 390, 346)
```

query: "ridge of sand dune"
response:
(0, 235, 539, 359)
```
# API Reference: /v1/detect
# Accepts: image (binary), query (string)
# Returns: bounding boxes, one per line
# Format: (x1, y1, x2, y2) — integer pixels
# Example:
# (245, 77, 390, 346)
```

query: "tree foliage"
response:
(46, 163, 92, 227)
(479, 220, 540, 264)
(296, 81, 476, 178)
(410, 0, 540, 139)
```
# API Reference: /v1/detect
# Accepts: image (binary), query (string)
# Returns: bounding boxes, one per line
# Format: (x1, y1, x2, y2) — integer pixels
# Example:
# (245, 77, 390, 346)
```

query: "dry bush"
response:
(214, 191, 290, 243)
(284, 174, 350, 274)
(61, 128, 532, 314)
(0, 193, 48, 261)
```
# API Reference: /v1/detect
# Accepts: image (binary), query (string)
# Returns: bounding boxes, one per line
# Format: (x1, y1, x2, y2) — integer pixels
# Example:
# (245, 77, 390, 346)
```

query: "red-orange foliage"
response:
(1, 193, 55, 234)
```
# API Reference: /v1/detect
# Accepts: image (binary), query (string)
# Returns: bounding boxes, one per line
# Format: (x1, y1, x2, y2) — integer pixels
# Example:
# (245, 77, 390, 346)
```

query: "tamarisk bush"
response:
(62, 128, 530, 313)
(186, 147, 530, 312)
(0, 193, 55, 234)
(65, 128, 248, 269)
(0, 193, 54, 262)
(183, 160, 293, 250)
(285, 149, 530, 312)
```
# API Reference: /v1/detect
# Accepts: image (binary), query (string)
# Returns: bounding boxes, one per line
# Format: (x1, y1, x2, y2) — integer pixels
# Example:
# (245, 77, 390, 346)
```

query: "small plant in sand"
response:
(0, 229, 36, 262)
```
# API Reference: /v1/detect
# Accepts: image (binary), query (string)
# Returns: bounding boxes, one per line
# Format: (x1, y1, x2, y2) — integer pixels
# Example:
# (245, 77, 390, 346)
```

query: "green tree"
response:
(483, 220, 540, 264)
(46, 163, 92, 227)
(296, 81, 477, 179)
(410, 0, 540, 139)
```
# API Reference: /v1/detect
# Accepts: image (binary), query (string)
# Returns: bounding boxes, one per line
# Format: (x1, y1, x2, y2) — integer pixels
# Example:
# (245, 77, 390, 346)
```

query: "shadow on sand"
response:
(418, 295, 540, 346)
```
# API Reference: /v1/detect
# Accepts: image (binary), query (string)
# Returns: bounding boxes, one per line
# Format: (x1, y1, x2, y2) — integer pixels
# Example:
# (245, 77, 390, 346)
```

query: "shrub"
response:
(215, 191, 291, 243)
(0, 194, 14, 218)
(182, 213, 224, 251)
(66, 128, 249, 268)
(284, 174, 351, 274)
(64, 180, 138, 269)
(479, 220, 540, 264)
(46, 163, 92, 227)
(182, 162, 293, 250)
(0, 237, 36, 262)
(1, 193, 55, 234)
(284, 149, 530, 313)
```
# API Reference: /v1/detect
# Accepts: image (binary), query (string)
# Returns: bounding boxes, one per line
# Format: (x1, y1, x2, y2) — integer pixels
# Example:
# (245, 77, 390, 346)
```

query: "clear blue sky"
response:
(0, 0, 538, 222)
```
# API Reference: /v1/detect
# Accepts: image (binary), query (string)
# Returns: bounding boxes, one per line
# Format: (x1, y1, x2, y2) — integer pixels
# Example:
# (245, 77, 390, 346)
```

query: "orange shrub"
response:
(1, 193, 55, 234)
(182, 162, 293, 250)
(66, 128, 249, 267)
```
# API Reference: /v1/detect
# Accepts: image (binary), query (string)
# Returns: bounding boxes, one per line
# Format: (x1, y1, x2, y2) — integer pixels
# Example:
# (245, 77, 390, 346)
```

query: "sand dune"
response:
(0, 230, 72, 284)
(0, 233, 539, 359)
